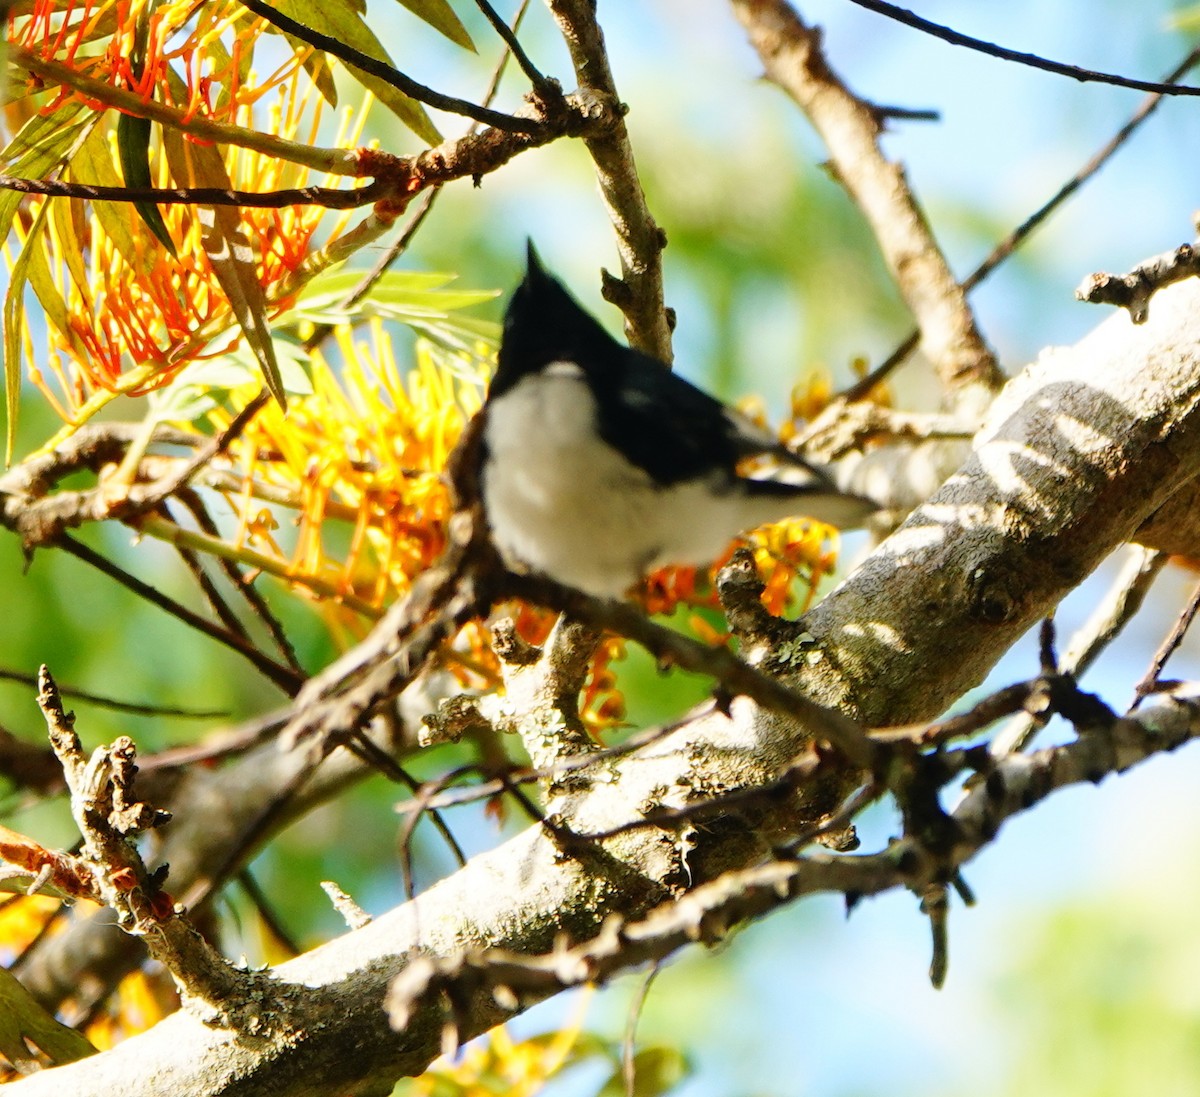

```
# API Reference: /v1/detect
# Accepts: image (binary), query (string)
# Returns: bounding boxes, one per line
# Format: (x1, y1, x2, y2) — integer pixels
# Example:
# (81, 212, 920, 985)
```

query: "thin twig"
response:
(173, 488, 305, 675)
(472, 0, 547, 88)
(1130, 577, 1200, 709)
(837, 43, 1200, 403)
(56, 534, 302, 696)
(0, 669, 226, 719)
(623, 963, 662, 1097)
(237, 870, 302, 957)
(990, 545, 1166, 754)
(845, 0, 1200, 96)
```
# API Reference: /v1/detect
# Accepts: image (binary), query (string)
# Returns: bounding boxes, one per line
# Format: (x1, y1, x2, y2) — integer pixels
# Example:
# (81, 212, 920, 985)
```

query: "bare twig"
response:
(0, 669, 226, 720)
(471, 0, 547, 89)
(732, 0, 1000, 394)
(36, 667, 253, 1012)
(544, 0, 673, 360)
(833, 45, 1200, 404)
(844, 0, 1200, 97)
(321, 880, 372, 930)
(990, 545, 1167, 755)
(0, 175, 385, 208)
(56, 535, 302, 696)
(1130, 576, 1200, 709)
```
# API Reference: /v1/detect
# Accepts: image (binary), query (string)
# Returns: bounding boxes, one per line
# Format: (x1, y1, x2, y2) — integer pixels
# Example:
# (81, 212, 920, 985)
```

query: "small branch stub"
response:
(1076, 242, 1200, 323)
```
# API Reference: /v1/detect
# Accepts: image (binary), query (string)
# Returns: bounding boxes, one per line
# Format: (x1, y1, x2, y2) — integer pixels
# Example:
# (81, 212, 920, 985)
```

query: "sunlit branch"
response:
(136, 516, 383, 620)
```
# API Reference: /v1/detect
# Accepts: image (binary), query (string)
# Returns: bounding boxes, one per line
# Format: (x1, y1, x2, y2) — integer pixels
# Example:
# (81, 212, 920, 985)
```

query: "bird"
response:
(469, 244, 875, 599)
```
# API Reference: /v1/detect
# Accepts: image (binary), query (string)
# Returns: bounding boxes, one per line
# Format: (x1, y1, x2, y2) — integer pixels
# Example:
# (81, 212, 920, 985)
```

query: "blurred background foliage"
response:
(4, 0, 1200, 1094)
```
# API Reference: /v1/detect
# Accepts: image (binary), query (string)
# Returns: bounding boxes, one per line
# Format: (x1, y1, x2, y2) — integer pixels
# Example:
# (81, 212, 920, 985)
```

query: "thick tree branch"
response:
(10, 273, 1200, 1097)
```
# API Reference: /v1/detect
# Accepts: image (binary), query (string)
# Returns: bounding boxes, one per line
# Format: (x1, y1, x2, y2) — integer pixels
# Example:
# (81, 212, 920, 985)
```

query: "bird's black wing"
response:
(595, 349, 789, 486)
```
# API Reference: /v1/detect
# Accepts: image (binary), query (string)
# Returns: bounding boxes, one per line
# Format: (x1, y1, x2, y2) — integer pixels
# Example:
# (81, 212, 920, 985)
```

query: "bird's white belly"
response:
(481, 370, 793, 597)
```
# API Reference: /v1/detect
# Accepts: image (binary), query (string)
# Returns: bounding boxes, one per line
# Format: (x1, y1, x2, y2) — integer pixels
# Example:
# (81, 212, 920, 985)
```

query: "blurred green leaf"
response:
(4, 201, 52, 465)
(150, 338, 313, 423)
(289, 268, 499, 352)
(596, 1046, 689, 1097)
(0, 965, 97, 1070)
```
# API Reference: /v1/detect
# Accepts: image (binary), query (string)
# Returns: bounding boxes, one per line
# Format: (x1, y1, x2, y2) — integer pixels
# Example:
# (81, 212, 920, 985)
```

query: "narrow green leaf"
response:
(49, 191, 90, 296)
(116, 112, 177, 256)
(3, 201, 53, 464)
(270, 0, 442, 144)
(161, 129, 286, 409)
(71, 123, 152, 274)
(25, 230, 84, 360)
(288, 269, 499, 352)
(0, 103, 89, 247)
(392, 0, 476, 51)
(0, 966, 97, 1070)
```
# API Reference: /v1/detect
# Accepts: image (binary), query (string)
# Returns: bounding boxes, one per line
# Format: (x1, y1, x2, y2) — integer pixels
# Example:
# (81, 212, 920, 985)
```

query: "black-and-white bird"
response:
(471, 245, 875, 599)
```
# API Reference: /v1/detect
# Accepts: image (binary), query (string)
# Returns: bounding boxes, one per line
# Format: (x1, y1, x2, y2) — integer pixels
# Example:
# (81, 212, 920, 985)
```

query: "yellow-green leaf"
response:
(0, 103, 90, 247)
(161, 129, 286, 409)
(71, 124, 152, 275)
(3, 201, 53, 465)
(271, 0, 441, 144)
(49, 192, 90, 298)
(392, 0, 476, 51)
(0, 965, 97, 1070)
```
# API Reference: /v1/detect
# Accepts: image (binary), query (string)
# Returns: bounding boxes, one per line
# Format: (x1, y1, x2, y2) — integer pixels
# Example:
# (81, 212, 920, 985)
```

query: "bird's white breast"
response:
(481, 363, 809, 597)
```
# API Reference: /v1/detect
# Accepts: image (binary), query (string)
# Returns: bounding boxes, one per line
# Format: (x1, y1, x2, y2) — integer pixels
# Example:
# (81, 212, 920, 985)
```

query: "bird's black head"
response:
(490, 242, 620, 397)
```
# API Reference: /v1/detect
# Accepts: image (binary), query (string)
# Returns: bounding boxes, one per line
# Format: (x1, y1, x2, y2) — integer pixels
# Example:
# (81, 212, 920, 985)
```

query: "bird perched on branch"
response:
(462, 244, 875, 599)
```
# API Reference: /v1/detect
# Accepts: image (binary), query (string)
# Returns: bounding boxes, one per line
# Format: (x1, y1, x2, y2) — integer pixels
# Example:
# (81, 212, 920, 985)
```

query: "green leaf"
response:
(116, 112, 177, 257)
(269, 0, 441, 144)
(391, 0, 476, 51)
(596, 1047, 689, 1097)
(48, 190, 90, 297)
(0, 102, 90, 249)
(25, 225, 89, 365)
(288, 268, 500, 352)
(0, 965, 97, 1070)
(3, 200, 53, 464)
(150, 339, 313, 424)
(72, 123, 152, 274)
(161, 128, 286, 409)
